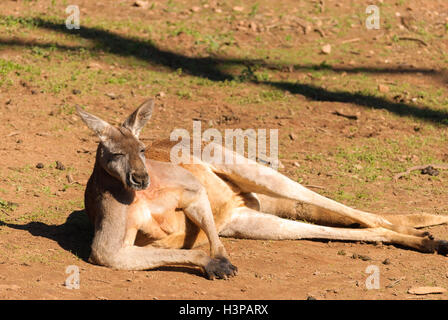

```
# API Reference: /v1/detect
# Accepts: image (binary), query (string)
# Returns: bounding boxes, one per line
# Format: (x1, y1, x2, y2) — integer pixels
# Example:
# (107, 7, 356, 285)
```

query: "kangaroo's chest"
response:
(127, 188, 185, 240)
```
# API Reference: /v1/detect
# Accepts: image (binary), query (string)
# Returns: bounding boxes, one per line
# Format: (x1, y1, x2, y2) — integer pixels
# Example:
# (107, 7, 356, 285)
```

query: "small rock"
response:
(351, 253, 371, 261)
(190, 6, 201, 12)
(87, 62, 102, 71)
(288, 133, 296, 140)
(321, 44, 332, 54)
(249, 22, 257, 32)
(306, 296, 317, 300)
(66, 174, 74, 184)
(156, 91, 166, 98)
(421, 166, 439, 176)
(359, 255, 371, 261)
(382, 258, 391, 265)
(133, 0, 149, 9)
(72, 89, 81, 95)
(55, 161, 66, 171)
(293, 161, 301, 168)
(408, 287, 446, 295)
(105, 93, 117, 100)
(378, 84, 389, 93)
(233, 6, 244, 12)
(36, 163, 44, 169)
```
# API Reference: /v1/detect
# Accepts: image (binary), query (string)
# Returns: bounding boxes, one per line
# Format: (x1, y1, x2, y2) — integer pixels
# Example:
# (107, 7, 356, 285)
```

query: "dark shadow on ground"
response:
(1, 16, 448, 125)
(0, 210, 93, 261)
(267, 80, 448, 123)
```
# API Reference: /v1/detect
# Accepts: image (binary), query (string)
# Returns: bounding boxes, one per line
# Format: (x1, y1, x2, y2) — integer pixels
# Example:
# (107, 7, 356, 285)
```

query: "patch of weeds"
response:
(41, 186, 53, 196)
(50, 82, 68, 93)
(196, 32, 235, 53)
(0, 199, 18, 212)
(19, 254, 50, 266)
(17, 205, 67, 223)
(0, 59, 22, 86)
(107, 77, 128, 85)
(334, 189, 356, 203)
(249, 3, 259, 17)
(176, 89, 192, 99)
(58, 104, 77, 115)
(260, 90, 287, 102)
(305, 153, 324, 162)
(236, 65, 270, 83)
(30, 46, 52, 59)
(0, 16, 40, 29)
(0, 59, 22, 76)
(0, 199, 18, 222)
(61, 183, 83, 192)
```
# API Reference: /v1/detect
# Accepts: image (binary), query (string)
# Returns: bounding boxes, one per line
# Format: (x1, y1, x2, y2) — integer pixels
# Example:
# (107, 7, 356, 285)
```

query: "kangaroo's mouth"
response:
(126, 173, 150, 191)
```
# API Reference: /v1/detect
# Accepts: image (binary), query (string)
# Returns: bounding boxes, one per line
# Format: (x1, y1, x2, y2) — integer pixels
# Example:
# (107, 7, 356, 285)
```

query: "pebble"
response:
(378, 84, 389, 93)
(321, 44, 332, 54)
(55, 161, 66, 171)
(133, 1, 149, 9)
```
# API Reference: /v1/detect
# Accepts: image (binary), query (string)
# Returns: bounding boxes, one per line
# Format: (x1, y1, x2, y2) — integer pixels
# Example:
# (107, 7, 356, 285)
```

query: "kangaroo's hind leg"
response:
(256, 194, 448, 229)
(207, 143, 430, 237)
(219, 207, 448, 254)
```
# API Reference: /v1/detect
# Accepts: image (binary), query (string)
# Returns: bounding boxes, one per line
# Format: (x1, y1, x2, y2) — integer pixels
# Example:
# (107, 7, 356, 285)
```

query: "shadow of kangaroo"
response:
(0, 210, 93, 262)
(77, 99, 448, 280)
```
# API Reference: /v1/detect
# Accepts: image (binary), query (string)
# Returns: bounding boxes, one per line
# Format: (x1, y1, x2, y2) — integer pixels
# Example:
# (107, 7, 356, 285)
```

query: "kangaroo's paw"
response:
(204, 257, 238, 280)
(436, 240, 448, 256)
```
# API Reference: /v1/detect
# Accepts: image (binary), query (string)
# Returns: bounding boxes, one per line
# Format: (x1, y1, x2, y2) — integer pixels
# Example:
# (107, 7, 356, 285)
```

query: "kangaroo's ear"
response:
(76, 106, 115, 141)
(122, 99, 154, 138)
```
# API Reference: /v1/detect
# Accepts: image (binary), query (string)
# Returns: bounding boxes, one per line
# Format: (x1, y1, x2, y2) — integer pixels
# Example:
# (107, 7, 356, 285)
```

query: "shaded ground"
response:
(0, 0, 447, 300)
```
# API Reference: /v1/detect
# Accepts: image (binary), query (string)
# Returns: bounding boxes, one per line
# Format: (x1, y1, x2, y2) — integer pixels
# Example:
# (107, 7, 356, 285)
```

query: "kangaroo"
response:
(77, 99, 448, 280)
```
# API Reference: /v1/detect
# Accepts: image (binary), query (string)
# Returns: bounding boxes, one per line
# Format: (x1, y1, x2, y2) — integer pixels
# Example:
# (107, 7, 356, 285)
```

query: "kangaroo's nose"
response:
(129, 172, 150, 189)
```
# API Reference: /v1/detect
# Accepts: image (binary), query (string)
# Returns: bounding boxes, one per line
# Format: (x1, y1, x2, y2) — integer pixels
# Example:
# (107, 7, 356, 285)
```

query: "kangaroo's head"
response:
(77, 99, 153, 191)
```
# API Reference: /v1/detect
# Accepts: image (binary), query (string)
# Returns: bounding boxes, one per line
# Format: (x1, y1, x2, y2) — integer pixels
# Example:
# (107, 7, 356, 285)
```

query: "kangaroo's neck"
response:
(91, 160, 135, 205)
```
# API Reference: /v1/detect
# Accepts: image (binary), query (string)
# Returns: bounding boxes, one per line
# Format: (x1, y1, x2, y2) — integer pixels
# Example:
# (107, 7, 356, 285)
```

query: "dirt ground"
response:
(0, 0, 448, 300)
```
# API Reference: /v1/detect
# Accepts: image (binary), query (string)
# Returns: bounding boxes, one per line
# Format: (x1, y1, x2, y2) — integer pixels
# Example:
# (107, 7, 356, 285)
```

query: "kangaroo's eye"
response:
(112, 153, 124, 157)
(140, 148, 146, 153)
